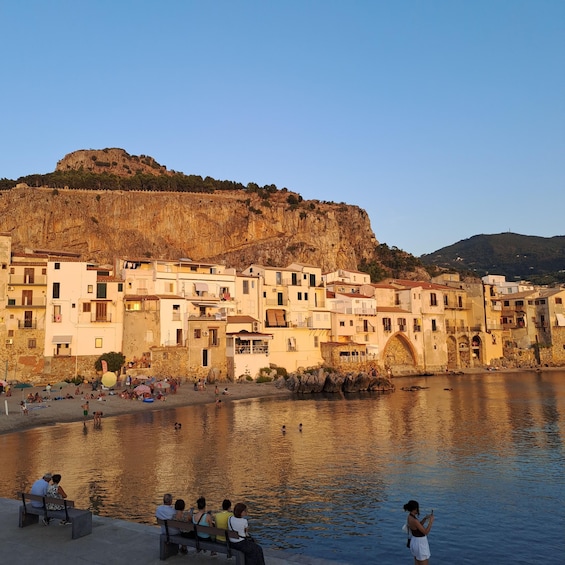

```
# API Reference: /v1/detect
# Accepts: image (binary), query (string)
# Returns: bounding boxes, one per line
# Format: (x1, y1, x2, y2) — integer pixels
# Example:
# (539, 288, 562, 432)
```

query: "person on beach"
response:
(214, 499, 233, 543)
(404, 499, 434, 565)
(20, 400, 28, 415)
(82, 401, 89, 423)
(46, 473, 69, 524)
(30, 473, 52, 522)
(228, 502, 265, 565)
(93, 411, 103, 428)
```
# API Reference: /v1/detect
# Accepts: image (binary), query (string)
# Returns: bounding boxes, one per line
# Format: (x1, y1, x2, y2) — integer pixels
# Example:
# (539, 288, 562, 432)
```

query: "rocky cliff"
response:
(0, 184, 378, 271)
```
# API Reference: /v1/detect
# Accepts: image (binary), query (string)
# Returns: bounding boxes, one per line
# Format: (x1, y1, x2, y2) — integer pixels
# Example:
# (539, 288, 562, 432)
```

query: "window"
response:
(87, 285, 93, 293)
(54, 262, 60, 270)
(96, 283, 107, 299)
(444, 295, 449, 306)
(95, 338, 103, 348)
(297, 292, 302, 300)
(52, 282, 60, 299)
(304, 292, 308, 300)
(458, 296, 463, 308)
(28, 339, 36, 349)
(339, 321, 345, 327)
(430, 293, 437, 306)
(314, 336, 319, 347)
(383, 318, 392, 331)
(556, 297, 563, 305)
(118, 283, 123, 292)
(350, 320, 354, 326)
(194, 329, 201, 339)
(431, 319, 437, 332)
(398, 318, 406, 331)
(83, 303, 91, 313)
(242, 280, 249, 294)
(413, 318, 421, 332)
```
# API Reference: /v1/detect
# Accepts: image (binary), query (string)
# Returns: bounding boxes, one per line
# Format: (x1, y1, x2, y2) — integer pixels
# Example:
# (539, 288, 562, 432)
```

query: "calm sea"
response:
(1, 371, 564, 564)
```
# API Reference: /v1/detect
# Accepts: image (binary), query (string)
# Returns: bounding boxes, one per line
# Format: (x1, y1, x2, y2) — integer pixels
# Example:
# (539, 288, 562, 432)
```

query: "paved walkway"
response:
(0, 498, 346, 565)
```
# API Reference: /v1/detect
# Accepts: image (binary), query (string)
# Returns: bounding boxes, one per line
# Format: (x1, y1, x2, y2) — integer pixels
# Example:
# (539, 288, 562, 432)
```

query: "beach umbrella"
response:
(134, 384, 151, 395)
(13, 382, 33, 389)
(52, 381, 69, 390)
(102, 372, 117, 388)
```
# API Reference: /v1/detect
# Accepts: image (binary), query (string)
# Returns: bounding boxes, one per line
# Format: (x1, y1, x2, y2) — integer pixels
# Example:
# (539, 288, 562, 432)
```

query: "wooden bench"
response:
(157, 518, 246, 563)
(18, 492, 93, 539)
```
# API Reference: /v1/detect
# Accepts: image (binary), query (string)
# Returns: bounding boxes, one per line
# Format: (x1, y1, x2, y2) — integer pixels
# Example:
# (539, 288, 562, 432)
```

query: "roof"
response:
(227, 315, 258, 323)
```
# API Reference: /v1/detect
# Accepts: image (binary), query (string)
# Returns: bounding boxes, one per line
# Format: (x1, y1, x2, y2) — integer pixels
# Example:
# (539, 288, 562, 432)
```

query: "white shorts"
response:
(410, 535, 431, 561)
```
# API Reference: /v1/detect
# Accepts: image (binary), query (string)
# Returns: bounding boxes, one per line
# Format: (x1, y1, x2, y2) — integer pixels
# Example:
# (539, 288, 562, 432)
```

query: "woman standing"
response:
(404, 499, 434, 565)
(228, 502, 265, 565)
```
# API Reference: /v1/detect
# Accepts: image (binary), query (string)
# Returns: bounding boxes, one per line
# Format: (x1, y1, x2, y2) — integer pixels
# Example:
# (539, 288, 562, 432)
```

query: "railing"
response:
(18, 319, 37, 329)
(235, 345, 269, 355)
(353, 307, 377, 315)
(8, 275, 48, 285)
(91, 313, 113, 323)
(7, 299, 45, 307)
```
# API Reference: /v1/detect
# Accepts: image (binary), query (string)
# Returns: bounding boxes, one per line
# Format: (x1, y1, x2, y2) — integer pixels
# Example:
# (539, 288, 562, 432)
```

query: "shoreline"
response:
(0, 367, 556, 436)
(0, 380, 292, 436)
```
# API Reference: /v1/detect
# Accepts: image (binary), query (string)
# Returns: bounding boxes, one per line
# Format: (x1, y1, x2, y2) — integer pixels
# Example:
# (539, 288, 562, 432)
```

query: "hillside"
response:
(0, 148, 388, 273)
(420, 233, 565, 282)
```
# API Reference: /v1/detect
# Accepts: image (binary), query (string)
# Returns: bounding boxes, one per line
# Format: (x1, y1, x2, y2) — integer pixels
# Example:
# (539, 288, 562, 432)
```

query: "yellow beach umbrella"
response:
(102, 372, 117, 388)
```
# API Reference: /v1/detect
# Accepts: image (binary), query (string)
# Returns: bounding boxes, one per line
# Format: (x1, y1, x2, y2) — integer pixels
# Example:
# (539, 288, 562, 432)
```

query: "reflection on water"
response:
(1, 371, 564, 564)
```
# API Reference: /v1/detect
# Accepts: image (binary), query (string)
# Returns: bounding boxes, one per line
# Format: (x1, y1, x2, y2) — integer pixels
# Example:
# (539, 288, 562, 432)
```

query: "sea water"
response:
(1, 370, 564, 564)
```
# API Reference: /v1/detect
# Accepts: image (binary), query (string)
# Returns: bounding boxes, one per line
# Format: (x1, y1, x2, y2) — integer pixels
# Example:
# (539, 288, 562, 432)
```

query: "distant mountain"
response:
(420, 233, 565, 282)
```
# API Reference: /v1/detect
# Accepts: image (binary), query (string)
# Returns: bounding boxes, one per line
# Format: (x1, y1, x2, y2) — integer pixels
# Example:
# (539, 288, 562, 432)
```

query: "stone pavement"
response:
(0, 498, 347, 565)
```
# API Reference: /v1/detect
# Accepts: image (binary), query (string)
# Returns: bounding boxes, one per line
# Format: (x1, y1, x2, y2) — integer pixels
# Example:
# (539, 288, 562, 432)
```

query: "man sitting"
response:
(156, 493, 179, 534)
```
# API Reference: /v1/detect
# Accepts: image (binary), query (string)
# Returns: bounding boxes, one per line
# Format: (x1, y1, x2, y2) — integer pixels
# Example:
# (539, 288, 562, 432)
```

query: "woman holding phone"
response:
(404, 500, 434, 565)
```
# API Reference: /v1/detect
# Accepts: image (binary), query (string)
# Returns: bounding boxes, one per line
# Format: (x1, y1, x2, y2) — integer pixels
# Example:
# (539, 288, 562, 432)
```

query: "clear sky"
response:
(1, 1, 563, 257)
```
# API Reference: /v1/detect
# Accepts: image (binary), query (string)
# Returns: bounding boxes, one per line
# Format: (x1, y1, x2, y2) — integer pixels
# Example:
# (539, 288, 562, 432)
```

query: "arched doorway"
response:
(382, 333, 417, 374)
(458, 336, 471, 368)
(471, 335, 483, 366)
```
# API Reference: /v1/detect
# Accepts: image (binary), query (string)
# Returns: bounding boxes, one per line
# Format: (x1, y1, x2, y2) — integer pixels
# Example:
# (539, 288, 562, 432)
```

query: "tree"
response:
(94, 351, 125, 373)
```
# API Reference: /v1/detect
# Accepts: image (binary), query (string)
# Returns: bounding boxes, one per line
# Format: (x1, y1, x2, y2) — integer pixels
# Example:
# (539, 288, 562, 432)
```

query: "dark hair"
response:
(163, 493, 173, 505)
(175, 499, 185, 511)
(233, 502, 247, 518)
(52, 474, 61, 484)
(403, 500, 420, 514)
(222, 499, 231, 511)
(196, 496, 206, 510)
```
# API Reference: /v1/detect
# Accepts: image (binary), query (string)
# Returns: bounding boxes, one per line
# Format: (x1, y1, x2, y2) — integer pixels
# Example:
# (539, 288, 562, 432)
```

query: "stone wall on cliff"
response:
(0, 185, 378, 272)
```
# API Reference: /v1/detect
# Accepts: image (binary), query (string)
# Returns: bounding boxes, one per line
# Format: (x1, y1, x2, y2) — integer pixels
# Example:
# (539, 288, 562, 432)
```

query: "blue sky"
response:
(1, 1, 563, 256)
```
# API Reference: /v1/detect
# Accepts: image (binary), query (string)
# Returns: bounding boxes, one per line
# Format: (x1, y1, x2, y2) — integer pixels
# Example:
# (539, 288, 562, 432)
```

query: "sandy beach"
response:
(0, 380, 293, 436)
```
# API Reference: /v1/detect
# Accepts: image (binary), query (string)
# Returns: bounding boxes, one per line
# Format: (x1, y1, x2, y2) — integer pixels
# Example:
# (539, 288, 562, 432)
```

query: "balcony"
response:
(91, 313, 113, 323)
(7, 299, 45, 308)
(8, 275, 48, 285)
(18, 319, 37, 329)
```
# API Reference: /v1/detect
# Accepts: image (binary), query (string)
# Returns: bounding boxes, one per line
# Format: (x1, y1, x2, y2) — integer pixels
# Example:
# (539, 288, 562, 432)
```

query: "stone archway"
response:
(382, 333, 417, 374)
(458, 335, 471, 368)
(471, 334, 483, 366)
(447, 336, 458, 370)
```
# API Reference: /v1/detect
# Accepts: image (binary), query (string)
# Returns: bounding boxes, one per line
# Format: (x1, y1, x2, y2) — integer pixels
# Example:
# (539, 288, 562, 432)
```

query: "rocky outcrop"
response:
(0, 184, 377, 272)
(283, 369, 395, 394)
(56, 148, 173, 177)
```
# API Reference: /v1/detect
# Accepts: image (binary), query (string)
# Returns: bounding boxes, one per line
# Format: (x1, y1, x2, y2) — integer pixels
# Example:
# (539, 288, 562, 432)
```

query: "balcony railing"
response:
(8, 275, 48, 285)
(91, 313, 113, 323)
(18, 319, 37, 329)
(7, 299, 45, 307)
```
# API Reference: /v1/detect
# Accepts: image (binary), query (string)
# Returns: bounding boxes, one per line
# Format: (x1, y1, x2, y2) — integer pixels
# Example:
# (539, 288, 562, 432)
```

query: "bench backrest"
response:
(18, 492, 75, 509)
(156, 518, 241, 542)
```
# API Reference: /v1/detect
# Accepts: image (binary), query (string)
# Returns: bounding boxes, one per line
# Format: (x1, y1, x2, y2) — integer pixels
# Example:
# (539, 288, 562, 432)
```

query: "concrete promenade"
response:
(0, 498, 347, 565)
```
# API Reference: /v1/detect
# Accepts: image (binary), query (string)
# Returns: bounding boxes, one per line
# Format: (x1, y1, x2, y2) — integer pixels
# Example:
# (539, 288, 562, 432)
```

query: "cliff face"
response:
(0, 185, 378, 271)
